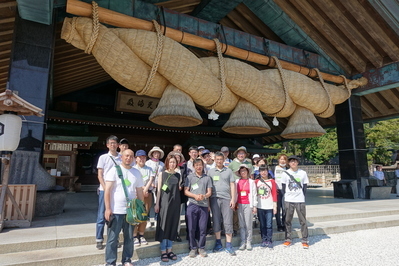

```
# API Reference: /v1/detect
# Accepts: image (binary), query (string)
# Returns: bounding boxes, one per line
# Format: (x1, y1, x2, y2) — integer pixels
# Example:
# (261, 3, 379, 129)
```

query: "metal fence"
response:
(298, 165, 340, 176)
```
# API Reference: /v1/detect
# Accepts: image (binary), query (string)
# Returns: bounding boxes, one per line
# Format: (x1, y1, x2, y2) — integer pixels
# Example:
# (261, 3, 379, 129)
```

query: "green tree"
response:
(292, 128, 338, 165)
(265, 118, 399, 166)
(365, 118, 399, 165)
(265, 129, 338, 165)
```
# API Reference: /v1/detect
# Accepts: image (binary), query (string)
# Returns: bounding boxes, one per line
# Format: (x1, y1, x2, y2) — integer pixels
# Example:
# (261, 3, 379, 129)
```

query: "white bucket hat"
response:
(148, 146, 164, 159)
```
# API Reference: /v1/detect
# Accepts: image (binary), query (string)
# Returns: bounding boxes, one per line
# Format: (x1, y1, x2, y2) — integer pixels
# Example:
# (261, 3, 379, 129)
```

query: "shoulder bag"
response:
(115, 165, 148, 225)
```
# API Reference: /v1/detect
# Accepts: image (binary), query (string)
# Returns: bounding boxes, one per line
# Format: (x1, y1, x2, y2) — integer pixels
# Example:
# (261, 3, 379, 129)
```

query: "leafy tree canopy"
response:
(265, 118, 399, 166)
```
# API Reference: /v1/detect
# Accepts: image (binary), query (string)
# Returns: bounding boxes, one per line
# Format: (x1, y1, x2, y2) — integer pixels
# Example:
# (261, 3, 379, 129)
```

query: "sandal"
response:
(161, 253, 169, 262)
(167, 251, 177, 260)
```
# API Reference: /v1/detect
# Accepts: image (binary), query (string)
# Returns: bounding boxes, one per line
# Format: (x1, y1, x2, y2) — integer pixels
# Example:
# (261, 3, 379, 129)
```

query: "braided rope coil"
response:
(61, 16, 361, 121)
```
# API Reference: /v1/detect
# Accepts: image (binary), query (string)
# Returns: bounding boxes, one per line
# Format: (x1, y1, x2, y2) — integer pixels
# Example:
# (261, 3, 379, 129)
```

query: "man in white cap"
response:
(252, 154, 260, 171)
(198, 146, 206, 156)
(221, 146, 232, 167)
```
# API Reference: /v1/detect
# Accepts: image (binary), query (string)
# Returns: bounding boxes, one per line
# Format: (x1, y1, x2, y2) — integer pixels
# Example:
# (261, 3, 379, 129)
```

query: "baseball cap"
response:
(119, 138, 129, 145)
(135, 150, 147, 157)
(221, 146, 229, 152)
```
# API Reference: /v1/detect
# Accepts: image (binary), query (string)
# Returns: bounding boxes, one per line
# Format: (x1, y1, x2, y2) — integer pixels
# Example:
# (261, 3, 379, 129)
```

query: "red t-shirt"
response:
(237, 179, 250, 204)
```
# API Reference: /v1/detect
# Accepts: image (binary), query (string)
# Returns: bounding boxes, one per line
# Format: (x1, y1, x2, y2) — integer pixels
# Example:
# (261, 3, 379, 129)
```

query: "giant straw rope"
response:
(61, 4, 367, 137)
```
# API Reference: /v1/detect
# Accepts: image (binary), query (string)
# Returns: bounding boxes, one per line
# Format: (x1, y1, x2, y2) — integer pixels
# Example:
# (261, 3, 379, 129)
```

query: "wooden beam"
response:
(288, 0, 366, 73)
(225, 9, 264, 37)
(235, 3, 284, 43)
(155, 0, 200, 11)
(313, 0, 383, 68)
(363, 94, 389, 115)
(0, 1, 17, 9)
(352, 61, 399, 95)
(377, 90, 399, 111)
(65, 0, 352, 84)
(273, 0, 352, 74)
(338, 0, 399, 62)
(360, 96, 377, 118)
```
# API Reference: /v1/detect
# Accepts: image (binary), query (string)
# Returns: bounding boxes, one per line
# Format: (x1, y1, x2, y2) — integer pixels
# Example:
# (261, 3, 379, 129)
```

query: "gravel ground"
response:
(131, 226, 398, 266)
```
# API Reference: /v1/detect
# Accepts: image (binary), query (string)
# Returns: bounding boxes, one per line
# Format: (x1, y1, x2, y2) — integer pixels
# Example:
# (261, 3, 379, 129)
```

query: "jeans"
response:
(105, 214, 134, 265)
(285, 202, 308, 243)
(275, 189, 285, 227)
(257, 208, 273, 242)
(96, 190, 106, 241)
(160, 239, 173, 252)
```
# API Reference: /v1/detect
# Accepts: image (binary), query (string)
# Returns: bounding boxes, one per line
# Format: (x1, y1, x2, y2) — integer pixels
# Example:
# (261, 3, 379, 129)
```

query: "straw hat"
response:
(235, 164, 250, 177)
(233, 146, 248, 158)
(148, 146, 164, 159)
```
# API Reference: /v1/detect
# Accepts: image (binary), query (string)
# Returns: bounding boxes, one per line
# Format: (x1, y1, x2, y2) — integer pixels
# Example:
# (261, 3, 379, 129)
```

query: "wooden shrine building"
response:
(2, 0, 399, 198)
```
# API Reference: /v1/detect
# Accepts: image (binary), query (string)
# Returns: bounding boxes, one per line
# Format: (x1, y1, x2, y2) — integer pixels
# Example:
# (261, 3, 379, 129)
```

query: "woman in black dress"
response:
(155, 155, 182, 262)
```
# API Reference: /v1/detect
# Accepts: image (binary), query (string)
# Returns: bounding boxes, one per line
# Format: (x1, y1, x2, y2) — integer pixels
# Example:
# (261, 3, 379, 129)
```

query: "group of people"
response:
(96, 136, 310, 266)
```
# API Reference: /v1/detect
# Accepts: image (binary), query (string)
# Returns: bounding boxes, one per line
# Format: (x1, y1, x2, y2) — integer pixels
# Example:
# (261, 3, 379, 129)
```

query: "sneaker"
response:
(213, 242, 224, 252)
(189, 249, 197, 258)
(238, 243, 246, 251)
(283, 241, 292, 247)
(302, 242, 309, 249)
(198, 248, 207, 257)
(267, 241, 273, 249)
(96, 241, 104, 250)
(224, 247, 236, 256)
(134, 237, 140, 247)
(246, 243, 252, 251)
(277, 226, 284, 232)
(140, 236, 148, 245)
(261, 241, 267, 248)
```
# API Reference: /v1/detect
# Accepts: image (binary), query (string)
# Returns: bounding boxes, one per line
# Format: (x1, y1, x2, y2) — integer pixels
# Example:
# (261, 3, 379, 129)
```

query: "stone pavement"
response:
(131, 226, 399, 266)
(1, 187, 399, 265)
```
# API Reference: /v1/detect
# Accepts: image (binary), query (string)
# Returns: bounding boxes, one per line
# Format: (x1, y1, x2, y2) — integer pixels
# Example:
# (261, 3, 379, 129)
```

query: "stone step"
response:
(2, 214, 399, 266)
(80, 185, 98, 192)
(2, 208, 399, 255)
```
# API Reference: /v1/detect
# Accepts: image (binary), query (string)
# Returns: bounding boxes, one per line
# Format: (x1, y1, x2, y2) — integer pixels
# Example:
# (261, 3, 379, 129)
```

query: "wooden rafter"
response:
(288, 0, 366, 73)
(338, 0, 399, 62)
(312, 0, 383, 68)
(273, 0, 352, 74)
